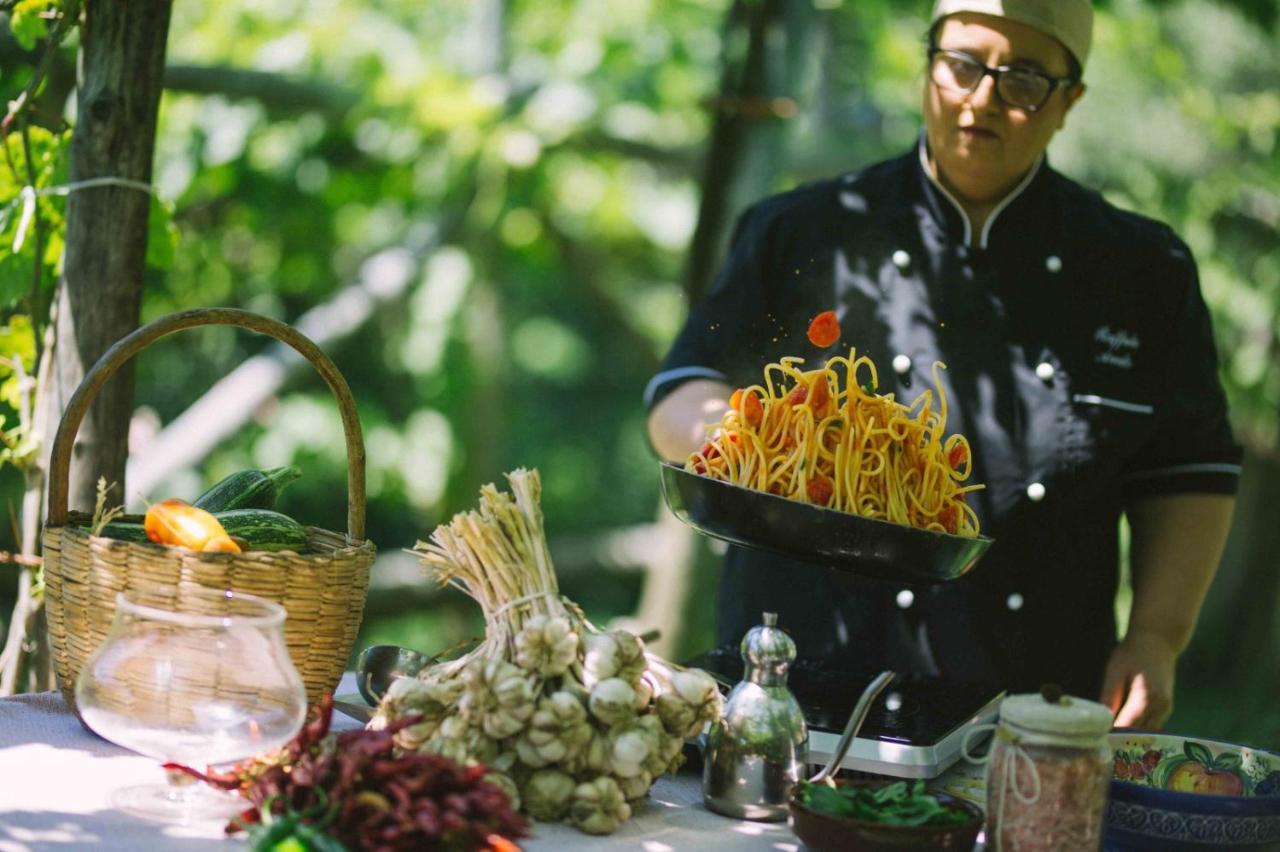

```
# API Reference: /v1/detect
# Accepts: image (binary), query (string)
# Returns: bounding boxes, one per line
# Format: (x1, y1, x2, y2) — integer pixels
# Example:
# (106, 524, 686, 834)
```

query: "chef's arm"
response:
(1126, 493, 1234, 653)
(1102, 493, 1235, 727)
(646, 379, 733, 462)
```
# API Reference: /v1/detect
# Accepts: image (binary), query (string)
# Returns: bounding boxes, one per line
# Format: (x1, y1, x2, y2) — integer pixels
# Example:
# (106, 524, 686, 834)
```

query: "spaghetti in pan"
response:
(687, 348, 984, 538)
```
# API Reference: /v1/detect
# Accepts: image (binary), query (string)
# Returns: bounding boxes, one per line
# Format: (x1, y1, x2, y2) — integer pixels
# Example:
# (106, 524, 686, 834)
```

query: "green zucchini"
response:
(193, 466, 302, 513)
(214, 509, 309, 552)
(97, 521, 150, 543)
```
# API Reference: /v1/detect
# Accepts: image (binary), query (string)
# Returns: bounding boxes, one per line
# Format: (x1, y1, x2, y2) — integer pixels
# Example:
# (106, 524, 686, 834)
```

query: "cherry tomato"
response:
(948, 442, 968, 470)
(741, 390, 764, 429)
(807, 310, 840, 347)
(939, 504, 960, 534)
(806, 475, 833, 506)
(808, 377, 830, 414)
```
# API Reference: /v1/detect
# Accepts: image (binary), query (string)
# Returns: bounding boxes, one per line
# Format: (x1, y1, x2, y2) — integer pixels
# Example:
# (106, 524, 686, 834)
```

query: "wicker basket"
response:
(41, 307, 376, 711)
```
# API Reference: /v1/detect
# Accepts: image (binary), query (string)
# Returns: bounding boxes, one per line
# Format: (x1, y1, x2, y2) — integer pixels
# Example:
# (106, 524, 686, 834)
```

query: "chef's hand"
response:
(1099, 631, 1177, 730)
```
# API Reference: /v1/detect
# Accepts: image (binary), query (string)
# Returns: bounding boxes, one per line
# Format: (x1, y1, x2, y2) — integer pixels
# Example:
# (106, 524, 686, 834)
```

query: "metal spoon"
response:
(355, 644, 436, 706)
(808, 669, 896, 783)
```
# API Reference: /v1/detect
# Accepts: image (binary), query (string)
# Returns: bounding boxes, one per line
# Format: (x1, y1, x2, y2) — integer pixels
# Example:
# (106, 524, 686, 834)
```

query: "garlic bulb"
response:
(583, 630, 647, 687)
(657, 669, 722, 738)
(635, 715, 676, 777)
(515, 614, 578, 677)
(524, 768, 576, 822)
(588, 677, 637, 726)
(568, 776, 631, 835)
(377, 675, 464, 749)
(582, 633, 621, 686)
(617, 770, 654, 804)
(515, 691, 592, 768)
(611, 630, 648, 685)
(484, 770, 522, 813)
(460, 658, 539, 739)
(606, 719, 660, 778)
(654, 694, 692, 735)
(561, 726, 610, 776)
(425, 715, 499, 767)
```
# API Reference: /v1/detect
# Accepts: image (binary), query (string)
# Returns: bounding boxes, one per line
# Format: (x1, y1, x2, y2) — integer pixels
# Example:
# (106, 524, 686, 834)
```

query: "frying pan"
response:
(659, 461, 992, 584)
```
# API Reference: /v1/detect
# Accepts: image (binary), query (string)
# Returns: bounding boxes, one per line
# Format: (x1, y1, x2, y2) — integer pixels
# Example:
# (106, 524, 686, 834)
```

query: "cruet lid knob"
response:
(740, 611, 796, 684)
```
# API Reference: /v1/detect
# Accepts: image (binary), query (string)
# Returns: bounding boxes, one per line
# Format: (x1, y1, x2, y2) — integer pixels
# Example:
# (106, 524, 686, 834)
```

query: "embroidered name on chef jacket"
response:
(1093, 325, 1140, 369)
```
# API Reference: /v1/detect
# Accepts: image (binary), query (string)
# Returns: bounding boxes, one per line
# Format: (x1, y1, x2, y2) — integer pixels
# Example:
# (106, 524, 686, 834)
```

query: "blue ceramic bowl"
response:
(1104, 732, 1280, 851)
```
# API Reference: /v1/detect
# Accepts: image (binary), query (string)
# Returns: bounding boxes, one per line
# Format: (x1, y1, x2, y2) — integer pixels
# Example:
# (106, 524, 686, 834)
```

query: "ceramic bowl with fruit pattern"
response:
(1104, 732, 1280, 851)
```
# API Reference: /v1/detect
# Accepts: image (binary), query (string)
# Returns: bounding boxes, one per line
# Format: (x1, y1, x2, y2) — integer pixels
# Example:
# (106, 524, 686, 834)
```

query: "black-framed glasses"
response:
(928, 48, 1076, 112)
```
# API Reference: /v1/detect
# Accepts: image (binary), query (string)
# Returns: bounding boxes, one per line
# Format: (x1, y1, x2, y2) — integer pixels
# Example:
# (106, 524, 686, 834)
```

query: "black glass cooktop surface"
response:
(685, 645, 1004, 747)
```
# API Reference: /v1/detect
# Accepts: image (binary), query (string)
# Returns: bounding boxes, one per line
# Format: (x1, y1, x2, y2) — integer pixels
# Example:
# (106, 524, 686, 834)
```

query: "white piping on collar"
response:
(917, 134, 1043, 250)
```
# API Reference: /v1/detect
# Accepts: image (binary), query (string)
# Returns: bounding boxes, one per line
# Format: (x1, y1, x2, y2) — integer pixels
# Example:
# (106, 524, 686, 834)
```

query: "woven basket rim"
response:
(47, 522, 376, 561)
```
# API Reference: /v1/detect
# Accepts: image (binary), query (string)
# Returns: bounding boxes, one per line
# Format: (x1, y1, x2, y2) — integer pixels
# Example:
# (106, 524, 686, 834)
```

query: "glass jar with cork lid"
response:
(984, 685, 1114, 851)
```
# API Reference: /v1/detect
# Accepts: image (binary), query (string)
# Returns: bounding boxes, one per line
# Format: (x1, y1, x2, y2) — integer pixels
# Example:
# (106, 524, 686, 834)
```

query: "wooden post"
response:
(2, 0, 174, 695)
(38, 0, 174, 512)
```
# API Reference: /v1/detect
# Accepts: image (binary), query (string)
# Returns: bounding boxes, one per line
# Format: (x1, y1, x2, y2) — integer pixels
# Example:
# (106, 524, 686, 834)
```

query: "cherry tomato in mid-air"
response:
(807, 310, 840, 347)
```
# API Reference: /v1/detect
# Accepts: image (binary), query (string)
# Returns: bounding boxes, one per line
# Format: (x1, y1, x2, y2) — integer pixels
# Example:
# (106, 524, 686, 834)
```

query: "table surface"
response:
(0, 675, 988, 851)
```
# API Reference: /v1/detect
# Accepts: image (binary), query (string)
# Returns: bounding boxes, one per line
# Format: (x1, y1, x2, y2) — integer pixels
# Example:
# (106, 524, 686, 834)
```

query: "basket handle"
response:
(46, 307, 367, 541)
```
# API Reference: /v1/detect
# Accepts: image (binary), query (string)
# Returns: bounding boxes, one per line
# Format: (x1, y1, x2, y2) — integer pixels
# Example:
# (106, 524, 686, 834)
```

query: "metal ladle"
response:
(355, 644, 436, 706)
(808, 669, 896, 783)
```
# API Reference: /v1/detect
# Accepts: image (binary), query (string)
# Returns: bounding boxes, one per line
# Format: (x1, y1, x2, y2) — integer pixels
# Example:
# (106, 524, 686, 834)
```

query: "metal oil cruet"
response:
(703, 611, 808, 821)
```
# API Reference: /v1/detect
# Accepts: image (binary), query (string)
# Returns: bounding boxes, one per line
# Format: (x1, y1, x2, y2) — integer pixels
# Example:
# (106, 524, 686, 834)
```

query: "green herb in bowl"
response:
(790, 778, 984, 852)
(796, 779, 974, 827)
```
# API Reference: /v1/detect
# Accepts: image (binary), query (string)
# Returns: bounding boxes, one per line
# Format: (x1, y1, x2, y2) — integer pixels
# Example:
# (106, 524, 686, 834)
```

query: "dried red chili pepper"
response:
(167, 695, 527, 852)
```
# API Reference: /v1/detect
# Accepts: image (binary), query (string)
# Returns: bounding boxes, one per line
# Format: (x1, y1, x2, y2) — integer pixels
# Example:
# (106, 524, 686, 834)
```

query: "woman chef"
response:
(645, 0, 1241, 729)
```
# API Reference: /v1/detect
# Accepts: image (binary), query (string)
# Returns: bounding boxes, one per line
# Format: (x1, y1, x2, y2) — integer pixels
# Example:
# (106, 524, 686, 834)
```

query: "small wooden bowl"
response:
(788, 779, 984, 852)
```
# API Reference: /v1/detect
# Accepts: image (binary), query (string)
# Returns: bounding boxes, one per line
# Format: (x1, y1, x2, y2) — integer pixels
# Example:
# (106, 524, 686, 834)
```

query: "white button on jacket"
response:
(1006, 593, 1025, 611)
(892, 249, 911, 269)
(1035, 362, 1055, 382)
(892, 354, 912, 375)
(896, 589, 915, 609)
(1026, 482, 1046, 502)
(1045, 255, 1063, 273)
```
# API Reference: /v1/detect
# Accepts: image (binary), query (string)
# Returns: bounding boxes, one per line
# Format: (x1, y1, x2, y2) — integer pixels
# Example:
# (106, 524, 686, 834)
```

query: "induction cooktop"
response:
(685, 645, 1004, 779)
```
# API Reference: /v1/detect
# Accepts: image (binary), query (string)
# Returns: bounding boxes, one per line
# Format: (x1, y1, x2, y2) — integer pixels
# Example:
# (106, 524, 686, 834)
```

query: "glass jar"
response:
(985, 690, 1113, 851)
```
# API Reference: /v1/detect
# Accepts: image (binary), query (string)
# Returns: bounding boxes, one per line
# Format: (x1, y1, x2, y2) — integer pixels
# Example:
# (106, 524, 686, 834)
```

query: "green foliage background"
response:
(1, 0, 1277, 742)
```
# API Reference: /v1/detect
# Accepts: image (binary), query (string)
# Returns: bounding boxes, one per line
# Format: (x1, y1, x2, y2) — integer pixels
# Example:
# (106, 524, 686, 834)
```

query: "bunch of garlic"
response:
(372, 468, 723, 835)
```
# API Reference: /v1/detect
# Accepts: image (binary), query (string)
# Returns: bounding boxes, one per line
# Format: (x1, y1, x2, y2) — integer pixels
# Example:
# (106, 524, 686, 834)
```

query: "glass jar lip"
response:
(998, 717, 1111, 750)
(998, 692, 1114, 741)
(115, 588, 286, 628)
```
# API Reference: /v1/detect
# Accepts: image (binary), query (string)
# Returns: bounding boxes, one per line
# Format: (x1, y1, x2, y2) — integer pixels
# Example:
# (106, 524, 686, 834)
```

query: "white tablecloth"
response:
(0, 676, 805, 852)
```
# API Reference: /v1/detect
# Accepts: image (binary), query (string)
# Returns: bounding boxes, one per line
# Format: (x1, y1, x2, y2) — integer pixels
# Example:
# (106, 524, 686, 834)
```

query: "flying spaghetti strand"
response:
(687, 328, 983, 537)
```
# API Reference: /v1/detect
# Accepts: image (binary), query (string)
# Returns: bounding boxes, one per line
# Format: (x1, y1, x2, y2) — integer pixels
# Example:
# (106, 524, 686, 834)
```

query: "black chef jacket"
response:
(646, 137, 1243, 698)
